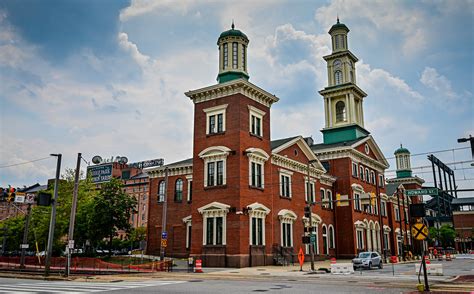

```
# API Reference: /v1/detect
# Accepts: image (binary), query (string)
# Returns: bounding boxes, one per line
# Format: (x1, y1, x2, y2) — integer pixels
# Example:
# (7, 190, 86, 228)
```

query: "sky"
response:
(0, 0, 473, 195)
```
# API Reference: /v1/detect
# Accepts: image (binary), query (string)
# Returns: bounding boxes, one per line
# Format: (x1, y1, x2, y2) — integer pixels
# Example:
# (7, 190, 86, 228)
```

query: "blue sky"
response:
(0, 0, 473, 194)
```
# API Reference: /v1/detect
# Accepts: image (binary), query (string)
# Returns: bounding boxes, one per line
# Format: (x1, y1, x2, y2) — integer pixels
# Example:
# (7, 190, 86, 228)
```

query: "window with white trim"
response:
(183, 216, 192, 249)
(186, 176, 192, 202)
(279, 210, 297, 248)
(322, 225, 328, 255)
(321, 189, 328, 208)
(204, 104, 228, 135)
(359, 166, 364, 181)
(381, 200, 387, 216)
(248, 105, 265, 137)
(356, 229, 364, 249)
(394, 205, 400, 221)
(383, 232, 390, 250)
(250, 162, 263, 188)
(335, 70, 343, 85)
(305, 179, 315, 203)
(365, 168, 370, 183)
(199, 146, 230, 188)
(232, 42, 238, 69)
(327, 190, 333, 209)
(354, 192, 361, 211)
(248, 203, 270, 246)
(199, 202, 229, 246)
(371, 171, 376, 185)
(174, 178, 183, 202)
(328, 225, 335, 248)
(352, 162, 358, 177)
(223, 43, 228, 69)
(279, 170, 292, 198)
(378, 174, 384, 187)
(158, 180, 165, 202)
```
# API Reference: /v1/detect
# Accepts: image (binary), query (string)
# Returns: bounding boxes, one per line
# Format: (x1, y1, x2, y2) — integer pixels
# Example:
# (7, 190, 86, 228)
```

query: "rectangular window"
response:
(356, 230, 364, 249)
(305, 181, 315, 203)
(381, 200, 387, 216)
(251, 115, 262, 136)
(384, 232, 390, 250)
(395, 206, 400, 221)
(365, 169, 370, 183)
(352, 162, 358, 177)
(207, 162, 215, 186)
(209, 115, 215, 134)
(340, 35, 345, 48)
(216, 161, 224, 186)
(187, 180, 193, 202)
(216, 217, 223, 245)
(371, 171, 376, 185)
(251, 162, 263, 188)
(217, 113, 223, 133)
(223, 43, 228, 69)
(280, 175, 291, 197)
(232, 42, 238, 69)
(206, 218, 214, 245)
(327, 190, 333, 209)
(204, 104, 227, 135)
(282, 223, 292, 247)
(251, 217, 264, 246)
(379, 175, 384, 187)
(321, 189, 327, 208)
(360, 166, 364, 181)
(335, 35, 340, 49)
(354, 193, 361, 211)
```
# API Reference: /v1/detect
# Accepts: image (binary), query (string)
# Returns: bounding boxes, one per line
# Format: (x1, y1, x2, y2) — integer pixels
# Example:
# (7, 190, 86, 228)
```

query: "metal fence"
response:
(0, 256, 173, 274)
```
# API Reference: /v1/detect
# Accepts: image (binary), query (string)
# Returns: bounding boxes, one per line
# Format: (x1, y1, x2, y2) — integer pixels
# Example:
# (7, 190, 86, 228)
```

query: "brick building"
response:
(452, 197, 474, 252)
(145, 20, 425, 266)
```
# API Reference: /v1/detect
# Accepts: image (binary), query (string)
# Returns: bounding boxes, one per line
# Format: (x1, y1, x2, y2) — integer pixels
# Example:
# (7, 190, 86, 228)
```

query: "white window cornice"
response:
(198, 146, 232, 159)
(203, 104, 228, 114)
(278, 209, 297, 223)
(248, 105, 266, 116)
(246, 147, 269, 162)
(198, 201, 230, 215)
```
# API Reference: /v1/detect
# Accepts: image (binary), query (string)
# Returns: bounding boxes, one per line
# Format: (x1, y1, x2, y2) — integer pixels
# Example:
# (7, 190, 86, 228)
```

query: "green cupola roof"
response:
(394, 144, 410, 155)
(218, 22, 248, 43)
(328, 17, 349, 34)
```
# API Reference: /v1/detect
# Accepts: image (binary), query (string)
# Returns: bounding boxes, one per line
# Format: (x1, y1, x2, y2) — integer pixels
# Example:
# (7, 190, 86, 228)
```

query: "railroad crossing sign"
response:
(411, 223, 429, 240)
(161, 239, 168, 248)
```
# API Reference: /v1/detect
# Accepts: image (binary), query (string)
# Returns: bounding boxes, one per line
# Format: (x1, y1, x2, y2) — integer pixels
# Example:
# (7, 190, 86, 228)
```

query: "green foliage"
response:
(428, 225, 456, 247)
(0, 216, 24, 251)
(88, 178, 137, 253)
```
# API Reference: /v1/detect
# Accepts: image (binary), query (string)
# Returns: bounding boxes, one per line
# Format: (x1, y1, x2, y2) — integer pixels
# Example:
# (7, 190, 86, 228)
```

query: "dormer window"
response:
(335, 101, 346, 122)
(334, 70, 343, 85)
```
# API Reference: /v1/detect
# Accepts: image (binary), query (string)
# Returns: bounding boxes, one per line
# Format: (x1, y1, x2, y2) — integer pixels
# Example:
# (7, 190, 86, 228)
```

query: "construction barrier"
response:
(194, 259, 203, 273)
(415, 263, 443, 276)
(330, 257, 337, 264)
(446, 253, 452, 261)
(330, 263, 354, 275)
(390, 256, 398, 263)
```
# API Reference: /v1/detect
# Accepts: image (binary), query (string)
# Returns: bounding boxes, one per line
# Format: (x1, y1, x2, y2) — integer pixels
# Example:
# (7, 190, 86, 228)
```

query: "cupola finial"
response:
(231, 20, 235, 30)
(337, 14, 339, 24)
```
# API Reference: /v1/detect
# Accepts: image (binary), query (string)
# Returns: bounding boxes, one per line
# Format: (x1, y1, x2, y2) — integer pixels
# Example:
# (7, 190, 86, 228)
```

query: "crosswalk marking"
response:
(0, 280, 185, 293)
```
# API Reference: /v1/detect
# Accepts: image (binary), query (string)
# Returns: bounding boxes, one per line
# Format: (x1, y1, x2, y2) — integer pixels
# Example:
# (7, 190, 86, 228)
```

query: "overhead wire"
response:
(0, 156, 52, 168)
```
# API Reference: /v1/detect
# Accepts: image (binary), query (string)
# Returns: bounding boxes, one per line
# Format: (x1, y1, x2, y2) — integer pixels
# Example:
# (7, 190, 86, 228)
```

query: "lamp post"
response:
(45, 153, 62, 276)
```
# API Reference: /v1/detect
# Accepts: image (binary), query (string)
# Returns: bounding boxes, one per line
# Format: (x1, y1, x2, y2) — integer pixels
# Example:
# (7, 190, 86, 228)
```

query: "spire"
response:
(231, 20, 235, 30)
(337, 15, 339, 24)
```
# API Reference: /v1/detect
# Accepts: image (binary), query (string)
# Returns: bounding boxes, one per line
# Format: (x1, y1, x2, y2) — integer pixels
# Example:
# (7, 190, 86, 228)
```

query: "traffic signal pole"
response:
(66, 153, 81, 277)
(160, 167, 169, 261)
(45, 153, 62, 276)
(307, 161, 315, 271)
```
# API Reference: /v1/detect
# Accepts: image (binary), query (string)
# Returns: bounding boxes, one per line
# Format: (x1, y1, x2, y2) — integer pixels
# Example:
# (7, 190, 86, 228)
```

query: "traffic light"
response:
(7, 187, 15, 202)
(304, 206, 311, 218)
(370, 192, 376, 206)
(336, 193, 341, 206)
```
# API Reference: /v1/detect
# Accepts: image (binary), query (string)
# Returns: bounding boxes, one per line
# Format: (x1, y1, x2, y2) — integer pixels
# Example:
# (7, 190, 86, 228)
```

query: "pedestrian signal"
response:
(304, 206, 311, 218)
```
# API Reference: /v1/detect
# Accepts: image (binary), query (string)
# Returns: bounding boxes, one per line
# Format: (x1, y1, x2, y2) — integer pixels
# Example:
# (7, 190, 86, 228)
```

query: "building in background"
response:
(452, 197, 474, 252)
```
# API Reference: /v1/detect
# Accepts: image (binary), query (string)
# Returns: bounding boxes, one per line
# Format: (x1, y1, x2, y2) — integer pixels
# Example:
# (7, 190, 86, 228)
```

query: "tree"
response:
(89, 178, 137, 254)
(128, 226, 147, 249)
(428, 225, 456, 248)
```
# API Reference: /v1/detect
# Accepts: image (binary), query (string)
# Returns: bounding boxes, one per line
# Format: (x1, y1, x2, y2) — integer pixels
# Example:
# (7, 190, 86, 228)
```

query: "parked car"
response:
(352, 251, 383, 269)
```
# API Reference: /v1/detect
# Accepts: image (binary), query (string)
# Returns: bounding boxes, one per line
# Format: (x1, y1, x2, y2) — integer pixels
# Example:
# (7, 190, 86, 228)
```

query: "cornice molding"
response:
(185, 78, 279, 108)
(314, 148, 387, 172)
(271, 154, 325, 178)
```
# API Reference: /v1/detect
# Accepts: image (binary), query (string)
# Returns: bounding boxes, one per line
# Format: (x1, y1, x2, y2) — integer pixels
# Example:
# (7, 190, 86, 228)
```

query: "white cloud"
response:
(119, 0, 207, 21)
(118, 32, 152, 68)
(420, 67, 457, 99)
(314, 0, 428, 55)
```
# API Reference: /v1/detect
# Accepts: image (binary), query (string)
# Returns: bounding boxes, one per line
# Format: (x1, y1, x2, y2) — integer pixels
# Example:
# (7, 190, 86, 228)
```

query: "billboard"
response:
(87, 163, 113, 183)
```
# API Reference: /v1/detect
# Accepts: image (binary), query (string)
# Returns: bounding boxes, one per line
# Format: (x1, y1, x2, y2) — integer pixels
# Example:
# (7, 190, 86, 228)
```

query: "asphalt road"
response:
(0, 277, 411, 294)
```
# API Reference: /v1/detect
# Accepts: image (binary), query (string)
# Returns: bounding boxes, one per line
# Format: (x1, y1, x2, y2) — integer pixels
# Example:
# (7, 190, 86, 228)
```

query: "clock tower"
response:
(319, 18, 369, 144)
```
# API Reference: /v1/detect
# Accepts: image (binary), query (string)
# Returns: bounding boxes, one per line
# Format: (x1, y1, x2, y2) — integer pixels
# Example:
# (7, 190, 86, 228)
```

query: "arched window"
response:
(334, 70, 343, 85)
(322, 225, 328, 255)
(158, 180, 165, 202)
(174, 179, 183, 202)
(329, 225, 335, 248)
(335, 101, 346, 122)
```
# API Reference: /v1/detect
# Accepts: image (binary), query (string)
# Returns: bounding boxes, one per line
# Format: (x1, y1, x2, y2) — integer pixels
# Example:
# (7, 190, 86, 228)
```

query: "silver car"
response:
(352, 251, 383, 269)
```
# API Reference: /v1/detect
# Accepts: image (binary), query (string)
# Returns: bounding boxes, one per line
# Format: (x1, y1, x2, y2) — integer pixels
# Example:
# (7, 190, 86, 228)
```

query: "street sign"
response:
(14, 195, 25, 203)
(161, 239, 168, 248)
(411, 223, 429, 240)
(25, 193, 35, 204)
(406, 188, 438, 196)
(310, 234, 316, 243)
(162, 232, 168, 240)
(87, 163, 113, 183)
(20, 244, 29, 249)
(68, 240, 74, 249)
(298, 247, 305, 268)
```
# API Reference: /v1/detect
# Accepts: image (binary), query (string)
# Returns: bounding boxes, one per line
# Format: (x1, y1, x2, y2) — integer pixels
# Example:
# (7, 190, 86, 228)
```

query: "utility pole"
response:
(307, 160, 315, 271)
(19, 203, 32, 269)
(160, 167, 169, 261)
(45, 153, 62, 276)
(66, 153, 81, 277)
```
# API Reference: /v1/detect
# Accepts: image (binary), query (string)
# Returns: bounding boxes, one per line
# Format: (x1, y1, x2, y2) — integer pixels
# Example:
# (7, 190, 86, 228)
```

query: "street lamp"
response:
(457, 135, 474, 165)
